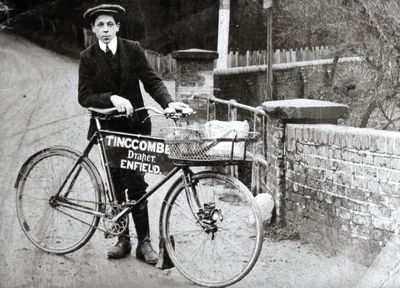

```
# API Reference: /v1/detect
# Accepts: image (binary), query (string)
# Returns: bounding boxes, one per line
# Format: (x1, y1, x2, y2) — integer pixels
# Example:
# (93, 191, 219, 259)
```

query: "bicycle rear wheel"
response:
(160, 171, 263, 287)
(15, 147, 103, 254)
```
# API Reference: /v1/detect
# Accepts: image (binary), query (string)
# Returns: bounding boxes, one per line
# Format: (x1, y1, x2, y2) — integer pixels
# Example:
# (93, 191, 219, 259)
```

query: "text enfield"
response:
(105, 135, 170, 154)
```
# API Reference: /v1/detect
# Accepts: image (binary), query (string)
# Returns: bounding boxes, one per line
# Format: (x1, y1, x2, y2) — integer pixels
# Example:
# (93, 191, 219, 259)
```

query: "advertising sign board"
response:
(102, 132, 174, 175)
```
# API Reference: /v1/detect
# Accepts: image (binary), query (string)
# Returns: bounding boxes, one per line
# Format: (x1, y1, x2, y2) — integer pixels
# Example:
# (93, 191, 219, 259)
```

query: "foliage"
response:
(4, 0, 270, 55)
(277, 0, 400, 130)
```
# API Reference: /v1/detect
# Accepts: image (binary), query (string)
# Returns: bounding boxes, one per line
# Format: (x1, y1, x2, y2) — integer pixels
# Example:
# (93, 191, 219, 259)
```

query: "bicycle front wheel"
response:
(15, 147, 103, 254)
(161, 171, 263, 288)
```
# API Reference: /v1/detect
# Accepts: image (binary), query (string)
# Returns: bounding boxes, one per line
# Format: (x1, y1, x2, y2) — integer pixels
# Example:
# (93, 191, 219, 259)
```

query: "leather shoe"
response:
(136, 240, 158, 265)
(107, 239, 132, 259)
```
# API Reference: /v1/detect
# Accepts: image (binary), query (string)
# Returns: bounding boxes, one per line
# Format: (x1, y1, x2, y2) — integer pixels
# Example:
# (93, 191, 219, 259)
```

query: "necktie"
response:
(105, 45, 113, 57)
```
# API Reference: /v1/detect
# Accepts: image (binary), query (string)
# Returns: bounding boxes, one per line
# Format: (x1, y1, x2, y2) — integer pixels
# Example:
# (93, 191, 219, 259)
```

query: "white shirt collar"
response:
(98, 37, 117, 55)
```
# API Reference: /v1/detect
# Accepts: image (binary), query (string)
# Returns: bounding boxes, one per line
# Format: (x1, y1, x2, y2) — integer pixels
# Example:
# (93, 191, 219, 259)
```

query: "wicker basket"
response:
(165, 127, 258, 162)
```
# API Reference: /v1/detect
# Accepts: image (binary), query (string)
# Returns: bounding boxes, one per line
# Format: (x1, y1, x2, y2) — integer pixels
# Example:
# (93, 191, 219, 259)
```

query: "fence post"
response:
(234, 51, 239, 67)
(227, 100, 239, 178)
(291, 48, 296, 62)
(206, 97, 217, 121)
(251, 110, 260, 194)
(228, 100, 237, 121)
(246, 50, 250, 66)
(261, 50, 267, 65)
(251, 161, 260, 195)
(228, 51, 235, 68)
(274, 49, 280, 64)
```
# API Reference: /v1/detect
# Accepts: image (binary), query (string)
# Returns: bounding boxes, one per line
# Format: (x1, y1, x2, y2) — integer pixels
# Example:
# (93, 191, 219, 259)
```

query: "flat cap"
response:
(83, 4, 125, 22)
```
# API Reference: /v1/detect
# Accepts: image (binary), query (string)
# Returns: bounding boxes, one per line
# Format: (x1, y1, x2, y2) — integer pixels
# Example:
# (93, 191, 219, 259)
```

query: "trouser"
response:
(110, 167, 148, 202)
(110, 167, 150, 243)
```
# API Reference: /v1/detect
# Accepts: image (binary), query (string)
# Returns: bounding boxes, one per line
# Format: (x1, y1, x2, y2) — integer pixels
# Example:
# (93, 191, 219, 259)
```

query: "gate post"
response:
(172, 49, 218, 125)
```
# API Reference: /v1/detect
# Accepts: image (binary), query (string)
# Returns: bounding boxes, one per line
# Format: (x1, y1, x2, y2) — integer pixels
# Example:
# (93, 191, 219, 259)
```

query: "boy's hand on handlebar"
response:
(165, 102, 193, 116)
(110, 95, 134, 116)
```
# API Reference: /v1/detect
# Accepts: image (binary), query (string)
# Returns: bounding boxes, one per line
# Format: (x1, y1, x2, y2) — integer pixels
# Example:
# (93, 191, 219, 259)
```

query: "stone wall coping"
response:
(272, 56, 362, 71)
(262, 99, 348, 120)
(214, 65, 269, 75)
(172, 49, 218, 60)
(213, 56, 362, 75)
(287, 123, 400, 138)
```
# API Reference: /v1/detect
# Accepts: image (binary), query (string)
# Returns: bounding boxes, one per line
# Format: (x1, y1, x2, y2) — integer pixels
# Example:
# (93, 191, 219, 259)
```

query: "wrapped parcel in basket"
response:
(203, 120, 249, 158)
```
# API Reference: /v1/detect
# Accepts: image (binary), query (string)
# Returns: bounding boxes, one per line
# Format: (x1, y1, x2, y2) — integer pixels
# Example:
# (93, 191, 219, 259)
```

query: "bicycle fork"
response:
(181, 168, 223, 240)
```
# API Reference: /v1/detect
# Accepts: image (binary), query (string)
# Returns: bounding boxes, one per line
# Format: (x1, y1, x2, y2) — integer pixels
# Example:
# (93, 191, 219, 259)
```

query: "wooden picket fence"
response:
(144, 50, 176, 77)
(227, 46, 333, 67)
(83, 29, 333, 72)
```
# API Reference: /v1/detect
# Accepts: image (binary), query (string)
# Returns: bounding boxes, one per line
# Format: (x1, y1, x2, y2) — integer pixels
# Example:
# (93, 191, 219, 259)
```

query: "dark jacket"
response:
(78, 37, 173, 138)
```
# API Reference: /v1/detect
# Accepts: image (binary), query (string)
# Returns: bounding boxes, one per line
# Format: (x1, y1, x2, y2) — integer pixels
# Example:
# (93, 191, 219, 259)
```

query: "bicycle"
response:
(15, 106, 264, 288)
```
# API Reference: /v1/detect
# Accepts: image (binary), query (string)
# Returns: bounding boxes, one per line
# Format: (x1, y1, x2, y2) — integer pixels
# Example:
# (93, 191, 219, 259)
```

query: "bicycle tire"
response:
(160, 171, 263, 287)
(15, 146, 103, 254)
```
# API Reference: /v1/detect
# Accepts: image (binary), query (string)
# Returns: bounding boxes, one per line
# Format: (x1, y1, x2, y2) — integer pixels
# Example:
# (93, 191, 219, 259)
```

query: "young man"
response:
(79, 4, 188, 263)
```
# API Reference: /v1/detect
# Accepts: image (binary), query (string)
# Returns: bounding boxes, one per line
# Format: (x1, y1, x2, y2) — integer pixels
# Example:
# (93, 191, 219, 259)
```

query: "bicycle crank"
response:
(103, 204, 129, 237)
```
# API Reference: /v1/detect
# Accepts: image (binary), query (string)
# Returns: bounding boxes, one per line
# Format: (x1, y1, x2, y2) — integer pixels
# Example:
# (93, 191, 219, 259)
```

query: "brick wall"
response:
(285, 124, 400, 265)
(214, 57, 361, 105)
(272, 57, 362, 103)
(175, 59, 215, 101)
(214, 66, 270, 104)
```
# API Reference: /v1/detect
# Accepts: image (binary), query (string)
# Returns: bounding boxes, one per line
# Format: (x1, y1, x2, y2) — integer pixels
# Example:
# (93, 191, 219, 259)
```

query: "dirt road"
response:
(0, 31, 367, 288)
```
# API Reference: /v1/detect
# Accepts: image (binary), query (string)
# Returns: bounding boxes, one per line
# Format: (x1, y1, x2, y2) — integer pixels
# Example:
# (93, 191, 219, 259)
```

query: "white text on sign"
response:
(105, 135, 171, 175)
(105, 135, 170, 154)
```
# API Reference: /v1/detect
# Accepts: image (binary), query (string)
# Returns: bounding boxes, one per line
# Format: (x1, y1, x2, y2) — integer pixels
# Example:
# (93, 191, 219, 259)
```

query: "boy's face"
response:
(92, 14, 119, 44)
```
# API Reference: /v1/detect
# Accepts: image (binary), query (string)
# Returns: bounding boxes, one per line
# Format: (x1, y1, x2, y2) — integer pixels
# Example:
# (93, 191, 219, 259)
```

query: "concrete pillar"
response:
(172, 48, 218, 124)
(262, 99, 348, 223)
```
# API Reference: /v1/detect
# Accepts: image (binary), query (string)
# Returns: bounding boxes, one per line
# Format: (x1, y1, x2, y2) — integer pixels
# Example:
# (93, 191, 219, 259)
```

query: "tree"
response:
(277, 0, 400, 130)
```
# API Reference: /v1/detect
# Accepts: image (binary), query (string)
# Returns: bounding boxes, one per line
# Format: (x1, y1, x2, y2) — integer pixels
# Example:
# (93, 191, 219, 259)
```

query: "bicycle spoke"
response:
(35, 208, 56, 244)
(162, 172, 263, 287)
(210, 241, 232, 279)
(217, 233, 252, 260)
(47, 156, 60, 188)
(211, 238, 217, 281)
(22, 194, 50, 202)
(169, 228, 203, 238)
(181, 233, 208, 270)
(26, 169, 53, 197)
(16, 149, 101, 254)
(176, 238, 203, 264)
(219, 206, 252, 225)
(200, 233, 208, 281)
(167, 199, 200, 227)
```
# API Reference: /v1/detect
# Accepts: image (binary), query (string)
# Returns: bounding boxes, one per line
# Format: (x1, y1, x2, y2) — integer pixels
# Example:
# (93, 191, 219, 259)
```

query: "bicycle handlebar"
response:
(87, 106, 194, 120)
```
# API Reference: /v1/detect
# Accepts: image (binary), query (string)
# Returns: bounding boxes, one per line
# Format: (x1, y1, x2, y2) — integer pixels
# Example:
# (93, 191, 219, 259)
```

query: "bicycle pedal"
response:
(104, 232, 114, 239)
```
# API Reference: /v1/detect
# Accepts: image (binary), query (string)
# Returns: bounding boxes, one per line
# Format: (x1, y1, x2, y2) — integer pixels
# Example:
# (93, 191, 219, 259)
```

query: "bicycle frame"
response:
(52, 116, 194, 230)
(53, 110, 248, 231)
